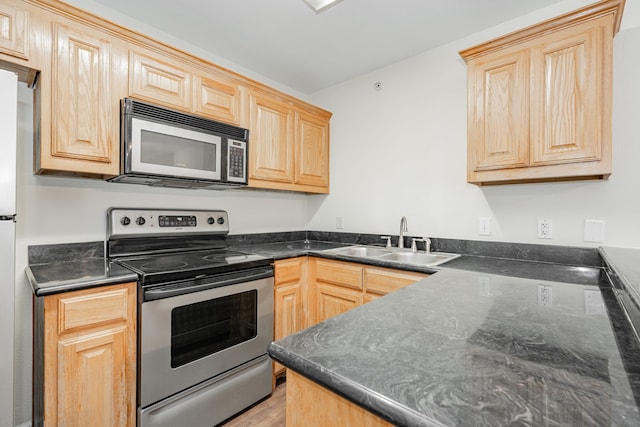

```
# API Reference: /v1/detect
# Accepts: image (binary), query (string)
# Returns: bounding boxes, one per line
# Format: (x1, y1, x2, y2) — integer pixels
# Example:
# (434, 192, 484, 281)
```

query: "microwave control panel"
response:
(227, 139, 247, 183)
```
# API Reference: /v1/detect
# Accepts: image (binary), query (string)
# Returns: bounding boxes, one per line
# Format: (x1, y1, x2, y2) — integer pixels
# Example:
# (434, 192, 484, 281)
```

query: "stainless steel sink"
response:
(322, 245, 459, 267)
(329, 246, 392, 258)
(378, 251, 458, 266)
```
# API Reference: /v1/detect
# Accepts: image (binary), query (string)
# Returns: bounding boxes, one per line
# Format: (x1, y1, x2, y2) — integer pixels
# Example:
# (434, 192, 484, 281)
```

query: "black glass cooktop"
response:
(115, 249, 273, 286)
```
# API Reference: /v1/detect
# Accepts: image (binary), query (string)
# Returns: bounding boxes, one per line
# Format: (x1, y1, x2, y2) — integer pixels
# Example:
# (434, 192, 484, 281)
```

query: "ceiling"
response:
(91, 0, 564, 94)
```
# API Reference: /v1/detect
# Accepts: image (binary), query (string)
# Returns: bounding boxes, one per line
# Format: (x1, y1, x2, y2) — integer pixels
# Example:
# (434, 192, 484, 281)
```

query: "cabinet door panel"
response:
(249, 93, 294, 183)
(274, 283, 303, 375)
(315, 284, 362, 323)
(469, 49, 529, 171)
(194, 74, 242, 125)
(129, 50, 191, 111)
(52, 23, 113, 165)
(57, 328, 129, 426)
(295, 110, 329, 188)
(530, 21, 603, 165)
(0, 0, 28, 60)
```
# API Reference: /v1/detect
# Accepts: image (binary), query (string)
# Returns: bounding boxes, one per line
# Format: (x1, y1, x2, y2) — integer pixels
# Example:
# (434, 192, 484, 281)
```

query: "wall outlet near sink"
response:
(537, 219, 552, 239)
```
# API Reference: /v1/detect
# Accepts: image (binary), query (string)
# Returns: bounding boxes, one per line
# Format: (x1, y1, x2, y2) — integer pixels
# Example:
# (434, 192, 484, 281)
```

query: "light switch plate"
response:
(478, 217, 491, 236)
(584, 220, 605, 243)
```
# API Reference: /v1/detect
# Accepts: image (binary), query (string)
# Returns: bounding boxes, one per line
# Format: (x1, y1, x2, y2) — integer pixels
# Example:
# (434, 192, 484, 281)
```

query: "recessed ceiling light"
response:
(302, 0, 344, 13)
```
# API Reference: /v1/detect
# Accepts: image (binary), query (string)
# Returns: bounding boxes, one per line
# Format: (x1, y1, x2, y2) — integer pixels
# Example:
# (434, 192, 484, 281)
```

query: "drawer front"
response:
(275, 257, 304, 285)
(56, 284, 133, 334)
(364, 267, 427, 296)
(314, 259, 362, 290)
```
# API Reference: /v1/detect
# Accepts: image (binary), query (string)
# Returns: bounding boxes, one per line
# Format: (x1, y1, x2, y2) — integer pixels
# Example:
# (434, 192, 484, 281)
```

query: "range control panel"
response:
(108, 208, 229, 239)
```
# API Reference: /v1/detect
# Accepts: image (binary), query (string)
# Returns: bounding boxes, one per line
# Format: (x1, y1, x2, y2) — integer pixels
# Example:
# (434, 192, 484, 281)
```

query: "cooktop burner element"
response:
(139, 260, 189, 272)
(106, 208, 273, 286)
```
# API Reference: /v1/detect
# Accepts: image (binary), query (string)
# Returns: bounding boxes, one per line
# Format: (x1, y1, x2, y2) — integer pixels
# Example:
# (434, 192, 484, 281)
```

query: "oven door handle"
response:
(143, 267, 273, 301)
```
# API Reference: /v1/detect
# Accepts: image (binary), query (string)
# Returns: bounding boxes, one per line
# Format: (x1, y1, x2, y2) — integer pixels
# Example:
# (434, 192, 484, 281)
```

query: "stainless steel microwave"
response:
(110, 98, 249, 189)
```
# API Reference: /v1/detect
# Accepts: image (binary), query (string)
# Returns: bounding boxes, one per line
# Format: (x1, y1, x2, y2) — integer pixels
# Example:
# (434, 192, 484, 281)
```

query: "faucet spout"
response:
(399, 216, 408, 248)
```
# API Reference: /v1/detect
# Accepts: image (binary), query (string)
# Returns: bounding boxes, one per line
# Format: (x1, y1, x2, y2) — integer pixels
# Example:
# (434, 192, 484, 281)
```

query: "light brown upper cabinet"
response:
(249, 89, 331, 194)
(129, 49, 192, 112)
(34, 12, 127, 178)
(2, 0, 330, 189)
(459, 0, 624, 185)
(0, 0, 29, 61)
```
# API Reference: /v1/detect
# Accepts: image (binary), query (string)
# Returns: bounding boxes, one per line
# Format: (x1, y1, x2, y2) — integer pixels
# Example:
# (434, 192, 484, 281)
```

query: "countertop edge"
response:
(268, 341, 442, 427)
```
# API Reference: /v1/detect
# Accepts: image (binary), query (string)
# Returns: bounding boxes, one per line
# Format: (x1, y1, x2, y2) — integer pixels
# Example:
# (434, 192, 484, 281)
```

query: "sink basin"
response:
(323, 245, 459, 267)
(378, 251, 459, 266)
(328, 246, 392, 257)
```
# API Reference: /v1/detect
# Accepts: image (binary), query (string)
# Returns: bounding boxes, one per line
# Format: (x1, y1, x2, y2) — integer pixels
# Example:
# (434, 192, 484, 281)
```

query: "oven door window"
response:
(170, 290, 257, 368)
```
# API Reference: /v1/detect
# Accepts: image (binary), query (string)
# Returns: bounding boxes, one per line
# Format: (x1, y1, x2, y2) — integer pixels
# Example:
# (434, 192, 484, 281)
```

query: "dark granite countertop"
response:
(26, 258, 139, 296)
(269, 268, 640, 426)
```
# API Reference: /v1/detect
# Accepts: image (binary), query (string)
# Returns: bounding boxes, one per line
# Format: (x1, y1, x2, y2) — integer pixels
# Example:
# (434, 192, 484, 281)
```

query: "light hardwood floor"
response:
(217, 379, 286, 426)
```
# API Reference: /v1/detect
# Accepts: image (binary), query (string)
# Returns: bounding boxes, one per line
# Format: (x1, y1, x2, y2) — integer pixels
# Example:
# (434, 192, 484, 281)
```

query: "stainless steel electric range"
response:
(106, 208, 274, 427)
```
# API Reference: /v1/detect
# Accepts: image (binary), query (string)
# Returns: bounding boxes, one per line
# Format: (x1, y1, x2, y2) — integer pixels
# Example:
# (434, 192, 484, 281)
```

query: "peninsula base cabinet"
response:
(286, 371, 393, 427)
(33, 282, 137, 427)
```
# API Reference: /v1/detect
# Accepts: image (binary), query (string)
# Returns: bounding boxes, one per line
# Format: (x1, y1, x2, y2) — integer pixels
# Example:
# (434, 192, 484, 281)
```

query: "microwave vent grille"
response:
(126, 98, 248, 141)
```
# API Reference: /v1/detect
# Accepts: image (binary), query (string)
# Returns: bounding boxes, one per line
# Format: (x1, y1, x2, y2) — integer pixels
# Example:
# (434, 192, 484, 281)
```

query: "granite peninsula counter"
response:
(268, 267, 640, 426)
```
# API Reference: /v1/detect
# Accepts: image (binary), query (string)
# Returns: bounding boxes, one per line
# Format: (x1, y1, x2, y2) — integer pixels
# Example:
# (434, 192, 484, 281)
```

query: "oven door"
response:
(140, 268, 274, 408)
(128, 116, 222, 181)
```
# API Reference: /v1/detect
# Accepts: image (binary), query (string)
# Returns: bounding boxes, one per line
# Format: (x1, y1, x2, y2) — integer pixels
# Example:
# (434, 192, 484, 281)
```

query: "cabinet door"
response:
(274, 257, 307, 377)
(44, 283, 136, 427)
(274, 283, 303, 376)
(193, 73, 243, 125)
(129, 49, 192, 111)
(467, 48, 530, 172)
(530, 18, 606, 166)
(0, 0, 28, 60)
(315, 283, 362, 324)
(248, 91, 295, 183)
(294, 110, 329, 189)
(43, 21, 120, 177)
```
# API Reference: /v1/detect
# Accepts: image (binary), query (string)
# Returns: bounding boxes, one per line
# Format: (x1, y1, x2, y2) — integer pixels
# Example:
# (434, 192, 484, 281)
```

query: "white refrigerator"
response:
(0, 69, 17, 426)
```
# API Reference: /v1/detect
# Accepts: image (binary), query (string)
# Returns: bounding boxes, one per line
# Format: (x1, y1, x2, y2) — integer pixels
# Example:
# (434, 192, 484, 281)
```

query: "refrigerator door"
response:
(0, 69, 17, 216)
(0, 68, 17, 427)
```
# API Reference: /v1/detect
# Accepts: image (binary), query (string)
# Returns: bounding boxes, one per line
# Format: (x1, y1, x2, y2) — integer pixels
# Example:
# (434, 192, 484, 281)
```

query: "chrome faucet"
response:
(398, 216, 408, 248)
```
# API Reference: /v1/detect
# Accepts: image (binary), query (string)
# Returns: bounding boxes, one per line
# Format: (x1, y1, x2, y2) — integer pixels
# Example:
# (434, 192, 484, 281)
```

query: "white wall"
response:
(13, 86, 309, 426)
(307, 0, 640, 249)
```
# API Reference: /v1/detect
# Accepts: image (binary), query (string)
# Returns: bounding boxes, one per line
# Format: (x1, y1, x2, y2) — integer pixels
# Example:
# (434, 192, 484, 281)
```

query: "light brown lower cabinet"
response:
(286, 371, 392, 427)
(34, 282, 137, 427)
(273, 257, 307, 380)
(307, 257, 428, 326)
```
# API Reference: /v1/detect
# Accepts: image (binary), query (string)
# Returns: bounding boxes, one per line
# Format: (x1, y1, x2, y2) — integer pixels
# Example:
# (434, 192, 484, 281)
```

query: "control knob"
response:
(136, 216, 146, 226)
(120, 216, 131, 226)
(207, 217, 215, 225)
(217, 217, 225, 225)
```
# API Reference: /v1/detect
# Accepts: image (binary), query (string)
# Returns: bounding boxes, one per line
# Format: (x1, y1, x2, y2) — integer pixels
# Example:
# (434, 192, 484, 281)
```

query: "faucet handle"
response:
(411, 238, 431, 253)
(380, 236, 392, 248)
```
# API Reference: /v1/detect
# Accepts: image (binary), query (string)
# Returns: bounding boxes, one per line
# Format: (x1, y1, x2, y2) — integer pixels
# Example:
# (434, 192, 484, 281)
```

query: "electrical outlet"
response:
(336, 216, 343, 229)
(478, 217, 491, 236)
(538, 284, 553, 307)
(537, 219, 552, 239)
